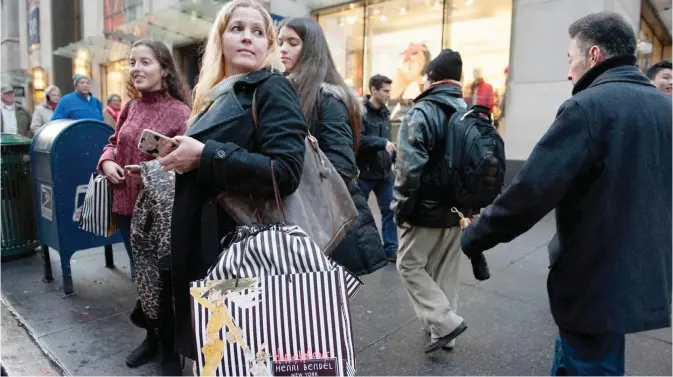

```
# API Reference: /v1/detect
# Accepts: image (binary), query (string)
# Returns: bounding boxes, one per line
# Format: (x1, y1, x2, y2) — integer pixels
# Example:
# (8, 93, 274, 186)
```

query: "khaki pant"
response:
(397, 226, 464, 339)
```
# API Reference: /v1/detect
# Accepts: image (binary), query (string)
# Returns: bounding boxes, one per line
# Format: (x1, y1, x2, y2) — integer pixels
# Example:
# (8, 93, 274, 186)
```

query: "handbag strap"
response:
(269, 160, 287, 224)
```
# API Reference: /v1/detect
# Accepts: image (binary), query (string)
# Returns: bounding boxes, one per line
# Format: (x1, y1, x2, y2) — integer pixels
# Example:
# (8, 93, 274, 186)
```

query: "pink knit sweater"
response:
(98, 89, 190, 216)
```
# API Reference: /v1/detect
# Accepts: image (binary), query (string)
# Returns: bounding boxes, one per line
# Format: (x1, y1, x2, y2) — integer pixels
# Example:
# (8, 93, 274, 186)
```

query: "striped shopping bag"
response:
(190, 224, 362, 377)
(78, 172, 116, 237)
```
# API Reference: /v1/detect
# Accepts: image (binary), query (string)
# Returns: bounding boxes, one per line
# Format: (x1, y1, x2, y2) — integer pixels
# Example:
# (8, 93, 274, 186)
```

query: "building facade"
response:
(2, 0, 670, 168)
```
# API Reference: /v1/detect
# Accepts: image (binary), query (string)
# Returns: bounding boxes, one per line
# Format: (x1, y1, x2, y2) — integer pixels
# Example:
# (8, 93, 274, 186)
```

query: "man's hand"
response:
(386, 141, 396, 155)
(395, 213, 410, 229)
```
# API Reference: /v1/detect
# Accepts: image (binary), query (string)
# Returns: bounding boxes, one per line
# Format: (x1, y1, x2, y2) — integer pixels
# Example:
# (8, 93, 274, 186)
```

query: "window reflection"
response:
(316, 0, 512, 126)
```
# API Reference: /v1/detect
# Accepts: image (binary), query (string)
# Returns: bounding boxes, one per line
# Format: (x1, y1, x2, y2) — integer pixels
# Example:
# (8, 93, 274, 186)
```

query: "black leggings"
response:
(116, 214, 135, 278)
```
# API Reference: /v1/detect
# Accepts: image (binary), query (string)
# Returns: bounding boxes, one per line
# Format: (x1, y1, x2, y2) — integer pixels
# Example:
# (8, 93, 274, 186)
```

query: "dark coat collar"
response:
(364, 98, 389, 115)
(187, 68, 280, 137)
(572, 55, 643, 95)
(232, 68, 279, 90)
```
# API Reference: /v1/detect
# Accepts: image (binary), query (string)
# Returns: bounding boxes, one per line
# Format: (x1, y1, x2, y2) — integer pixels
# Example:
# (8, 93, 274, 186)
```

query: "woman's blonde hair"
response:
(189, 0, 284, 124)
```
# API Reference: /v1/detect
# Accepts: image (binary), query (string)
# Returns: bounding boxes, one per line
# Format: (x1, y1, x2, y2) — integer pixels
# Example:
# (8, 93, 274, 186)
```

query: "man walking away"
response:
(646, 60, 672, 96)
(392, 49, 471, 353)
(358, 74, 398, 261)
(460, 12, 671, 376)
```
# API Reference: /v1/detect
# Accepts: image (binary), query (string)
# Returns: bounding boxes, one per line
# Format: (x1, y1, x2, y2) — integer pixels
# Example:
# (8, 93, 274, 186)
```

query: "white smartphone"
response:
(138, 129, 179, 157)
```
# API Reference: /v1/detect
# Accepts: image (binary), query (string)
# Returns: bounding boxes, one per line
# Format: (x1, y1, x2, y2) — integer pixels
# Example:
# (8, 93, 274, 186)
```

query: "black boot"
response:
(126, 329, 158, 368)
(157, 264, 181, 376)
(158, 320, 182, 376)
(161, 356, 182, 376)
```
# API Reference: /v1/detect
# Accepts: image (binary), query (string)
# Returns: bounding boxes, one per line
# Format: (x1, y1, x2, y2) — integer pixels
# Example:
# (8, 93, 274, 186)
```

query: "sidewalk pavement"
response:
(1, 302, 62, 376)
(1, 213, 670, 375)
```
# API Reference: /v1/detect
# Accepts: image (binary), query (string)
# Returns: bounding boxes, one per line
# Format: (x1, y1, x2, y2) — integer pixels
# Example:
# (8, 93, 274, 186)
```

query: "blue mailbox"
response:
(30, 119, 126, 297)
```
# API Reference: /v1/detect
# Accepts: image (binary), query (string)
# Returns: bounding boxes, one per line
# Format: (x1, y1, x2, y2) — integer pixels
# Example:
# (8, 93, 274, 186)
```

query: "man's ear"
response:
(588, 46, 605, 67)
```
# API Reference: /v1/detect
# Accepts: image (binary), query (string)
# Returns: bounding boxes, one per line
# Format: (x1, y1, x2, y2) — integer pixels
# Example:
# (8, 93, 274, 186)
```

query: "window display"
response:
(317, 4, 366, 96)
(102, 60, 129, 104)
(316, 0, 512, 123)
(637, 18, 664, 72)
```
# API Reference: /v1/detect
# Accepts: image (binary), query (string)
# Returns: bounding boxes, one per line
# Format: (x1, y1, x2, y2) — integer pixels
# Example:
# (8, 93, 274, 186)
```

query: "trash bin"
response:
(31, 120, 124, 297)
(1, 133, 40, 259)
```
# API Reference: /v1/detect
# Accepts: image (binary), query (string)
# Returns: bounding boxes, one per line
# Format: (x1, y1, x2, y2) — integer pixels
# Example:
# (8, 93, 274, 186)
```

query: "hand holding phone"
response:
(124, 164, 141, 175)
(138, 129, 179, 157)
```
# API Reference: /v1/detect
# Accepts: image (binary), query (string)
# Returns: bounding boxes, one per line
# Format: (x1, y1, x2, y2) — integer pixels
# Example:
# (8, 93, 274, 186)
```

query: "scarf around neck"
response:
(106, 106, 121, 122)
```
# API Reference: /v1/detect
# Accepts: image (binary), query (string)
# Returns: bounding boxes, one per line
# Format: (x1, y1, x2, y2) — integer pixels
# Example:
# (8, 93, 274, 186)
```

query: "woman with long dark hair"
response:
(278, 17, 387, 275)
(97, 39, 191, 375)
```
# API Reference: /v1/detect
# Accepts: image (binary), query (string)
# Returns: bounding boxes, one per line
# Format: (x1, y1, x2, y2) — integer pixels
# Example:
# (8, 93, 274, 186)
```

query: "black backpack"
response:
(445, 105, 506, 208)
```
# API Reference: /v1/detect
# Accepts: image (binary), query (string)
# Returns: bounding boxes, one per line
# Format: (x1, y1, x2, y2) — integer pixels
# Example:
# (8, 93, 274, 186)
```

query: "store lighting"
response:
(77, 49, 89, 61)
(400, 7, 406, 15)
(32, 67, 46, 91)
(347, 15, 357, 24)
(465, 0, 473, 6)
(373, 8, 380, 16)
(380, 14, 387, 21)
(349, 3, 355, 8)
(433, 1, 441, 10)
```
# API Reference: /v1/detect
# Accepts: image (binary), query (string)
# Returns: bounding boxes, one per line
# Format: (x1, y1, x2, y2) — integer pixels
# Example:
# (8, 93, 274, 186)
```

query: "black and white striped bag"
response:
(190, 224, 362, 376)
(78, 173, 115, 237)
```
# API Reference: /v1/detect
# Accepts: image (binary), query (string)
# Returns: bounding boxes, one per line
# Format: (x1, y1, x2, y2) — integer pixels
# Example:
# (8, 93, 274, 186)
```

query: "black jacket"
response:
(357, 99, 393, 180)
(315, 84, 360, 181)
(391, 83, 470, 228)
(461, 56, 672, 335)
(170, 69, 307, 359)
(314, 84, 387, 275)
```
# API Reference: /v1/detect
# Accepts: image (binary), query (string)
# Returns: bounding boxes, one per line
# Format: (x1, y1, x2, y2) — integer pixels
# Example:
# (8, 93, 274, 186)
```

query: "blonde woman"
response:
(30, 85, 60, 134)
(156, 0, 308, 361)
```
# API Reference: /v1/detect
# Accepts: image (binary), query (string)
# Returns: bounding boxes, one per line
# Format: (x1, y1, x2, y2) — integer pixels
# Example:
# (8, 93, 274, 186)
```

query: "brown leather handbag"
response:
(217, 90, 358, 255)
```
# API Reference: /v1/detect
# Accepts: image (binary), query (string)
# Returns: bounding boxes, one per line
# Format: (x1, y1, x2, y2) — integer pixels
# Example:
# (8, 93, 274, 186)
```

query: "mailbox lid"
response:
(31, 120, 77, 153)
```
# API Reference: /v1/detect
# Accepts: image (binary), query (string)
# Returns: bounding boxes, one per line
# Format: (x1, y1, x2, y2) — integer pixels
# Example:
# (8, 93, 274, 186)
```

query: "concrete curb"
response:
(1, 297, 69, 376)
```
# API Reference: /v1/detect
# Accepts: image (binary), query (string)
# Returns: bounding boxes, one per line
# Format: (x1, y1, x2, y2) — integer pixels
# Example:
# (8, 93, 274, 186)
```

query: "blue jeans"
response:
(358, 177, 398, 256)
(551, 330, 625, 376)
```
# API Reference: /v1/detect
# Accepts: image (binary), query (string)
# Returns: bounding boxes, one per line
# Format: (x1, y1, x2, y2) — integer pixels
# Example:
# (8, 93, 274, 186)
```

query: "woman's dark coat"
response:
(170, 69, 307, 359)
(315, 84, 388, 276)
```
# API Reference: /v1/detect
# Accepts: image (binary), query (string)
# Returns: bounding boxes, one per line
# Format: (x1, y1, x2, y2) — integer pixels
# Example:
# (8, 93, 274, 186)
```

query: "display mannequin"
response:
(465, 67, 494, 111)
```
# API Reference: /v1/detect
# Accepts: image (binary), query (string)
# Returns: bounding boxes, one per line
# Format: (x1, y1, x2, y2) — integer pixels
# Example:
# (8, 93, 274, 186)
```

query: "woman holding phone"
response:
(156, 0, 307, 361)
(97, 39, 190, 373)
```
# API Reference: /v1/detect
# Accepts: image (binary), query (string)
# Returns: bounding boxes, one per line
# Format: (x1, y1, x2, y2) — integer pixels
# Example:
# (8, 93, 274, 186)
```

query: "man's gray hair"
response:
(568, 12, 637, 58)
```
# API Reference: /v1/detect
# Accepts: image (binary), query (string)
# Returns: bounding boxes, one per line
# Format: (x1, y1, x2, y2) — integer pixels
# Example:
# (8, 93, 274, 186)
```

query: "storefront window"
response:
(364, 0, 443, 119)
(637, 18, 665, 72)
(102, 60, 129, 104)
(315, 0, 512, 123)
(317, 3, 366, 97)
(445, 0, 512, 125)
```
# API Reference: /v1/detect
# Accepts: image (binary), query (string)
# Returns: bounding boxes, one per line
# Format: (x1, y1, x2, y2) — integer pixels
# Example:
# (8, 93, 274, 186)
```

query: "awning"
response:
(52, 35, 130, 62)
(0, 70, 32, 86)
(114, 0, 231, 47)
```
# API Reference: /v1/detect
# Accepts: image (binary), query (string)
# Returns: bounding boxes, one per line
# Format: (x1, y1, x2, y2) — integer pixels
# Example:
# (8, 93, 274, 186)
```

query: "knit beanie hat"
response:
(424, 49, 463, 82)
(73, 73, 90, 87)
